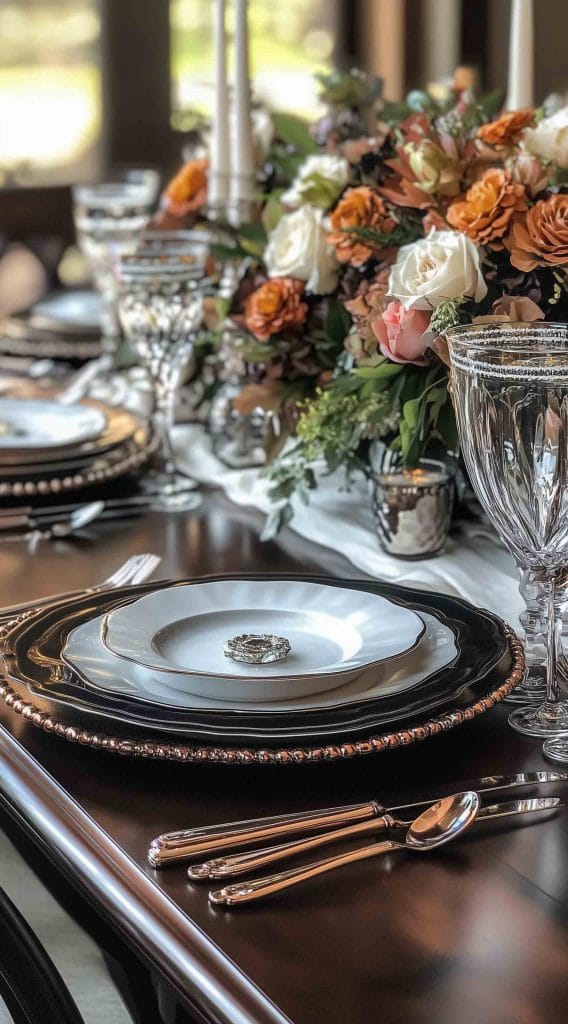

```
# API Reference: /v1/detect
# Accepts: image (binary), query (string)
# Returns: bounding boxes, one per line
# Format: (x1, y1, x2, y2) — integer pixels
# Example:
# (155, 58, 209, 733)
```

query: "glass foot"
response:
(502, 666, 547, 705)
(542, 737, 568, 764)
(141, 471, 202, 512)
(508, 700, 568, 738)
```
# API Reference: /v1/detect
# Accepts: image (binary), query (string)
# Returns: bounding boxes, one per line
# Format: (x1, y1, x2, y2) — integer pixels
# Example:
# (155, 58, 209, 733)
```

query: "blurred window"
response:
(170, 0, 339, 131)
(0, 0, 102, 187)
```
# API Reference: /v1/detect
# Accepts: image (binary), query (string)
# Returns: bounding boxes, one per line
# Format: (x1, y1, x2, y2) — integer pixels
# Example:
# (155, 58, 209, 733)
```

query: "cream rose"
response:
(282, 154, 350, 209)
(388, 229, 487, 310)
(264, 206, 340, 295)
(523, 107, 568, 169)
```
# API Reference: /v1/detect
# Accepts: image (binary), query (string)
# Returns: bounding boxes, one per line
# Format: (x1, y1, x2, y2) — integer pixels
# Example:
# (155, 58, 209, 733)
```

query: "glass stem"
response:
(152, 369, 177, 477)
(543, 575, 565, 721)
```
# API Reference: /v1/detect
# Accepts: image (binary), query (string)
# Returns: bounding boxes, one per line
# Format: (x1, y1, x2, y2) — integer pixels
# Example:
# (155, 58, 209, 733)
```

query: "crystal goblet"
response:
(72, 171, 159, 349)
(446, 322, 568, 738)
(118, 251, 211, 511)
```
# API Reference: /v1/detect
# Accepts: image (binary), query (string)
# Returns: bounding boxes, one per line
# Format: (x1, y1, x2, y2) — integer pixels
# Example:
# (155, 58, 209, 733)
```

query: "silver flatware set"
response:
(148, 771, 567, 907)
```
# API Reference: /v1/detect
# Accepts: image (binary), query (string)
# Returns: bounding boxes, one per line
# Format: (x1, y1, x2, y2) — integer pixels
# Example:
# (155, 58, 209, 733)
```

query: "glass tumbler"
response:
(446, 322, 568, 740)
(118, 251, 211, 511)
(72, 170, 159, 348)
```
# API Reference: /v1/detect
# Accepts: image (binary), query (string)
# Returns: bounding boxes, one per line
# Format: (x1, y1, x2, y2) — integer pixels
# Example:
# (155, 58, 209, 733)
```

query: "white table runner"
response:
(173, 424, 521, 627)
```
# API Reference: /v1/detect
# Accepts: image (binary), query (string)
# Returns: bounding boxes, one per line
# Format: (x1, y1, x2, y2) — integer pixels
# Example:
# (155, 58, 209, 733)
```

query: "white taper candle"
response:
(506, 0, 534, 110)
(231, 0, 255, 221)
(210, 0, 230, 209)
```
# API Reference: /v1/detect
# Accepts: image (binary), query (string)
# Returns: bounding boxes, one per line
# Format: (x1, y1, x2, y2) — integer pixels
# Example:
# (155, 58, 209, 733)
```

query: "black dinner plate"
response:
(2, 575, 510, 745)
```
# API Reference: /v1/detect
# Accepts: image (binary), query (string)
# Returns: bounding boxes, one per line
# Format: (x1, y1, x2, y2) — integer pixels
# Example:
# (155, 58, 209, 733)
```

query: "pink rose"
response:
(371, 301, 431, 365)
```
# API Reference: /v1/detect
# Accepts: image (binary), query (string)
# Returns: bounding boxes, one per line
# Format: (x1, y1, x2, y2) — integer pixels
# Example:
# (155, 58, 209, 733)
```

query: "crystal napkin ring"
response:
(224, 634, 291, 665)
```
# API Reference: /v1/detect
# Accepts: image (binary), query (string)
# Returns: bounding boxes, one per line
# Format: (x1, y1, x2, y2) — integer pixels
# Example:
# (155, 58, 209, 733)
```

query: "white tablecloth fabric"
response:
(172, 424, 521, 627)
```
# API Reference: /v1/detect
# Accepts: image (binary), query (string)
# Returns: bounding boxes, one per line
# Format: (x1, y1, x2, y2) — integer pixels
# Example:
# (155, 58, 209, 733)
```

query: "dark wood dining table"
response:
(1, 490, 568, 1024)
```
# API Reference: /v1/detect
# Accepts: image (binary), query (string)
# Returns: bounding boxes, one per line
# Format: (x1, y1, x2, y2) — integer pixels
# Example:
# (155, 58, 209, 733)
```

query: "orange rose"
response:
(244, 278, 308, 341)
(477, 109, 534, 148)
(328, 186, 395, 266)
(164, 159, 208, 216)
(447, 168, 527, 248)
(506, 193, 568, 271)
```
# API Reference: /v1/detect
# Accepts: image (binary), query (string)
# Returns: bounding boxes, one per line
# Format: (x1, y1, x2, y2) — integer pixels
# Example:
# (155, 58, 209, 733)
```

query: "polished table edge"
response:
(0, 725, 291, 1024)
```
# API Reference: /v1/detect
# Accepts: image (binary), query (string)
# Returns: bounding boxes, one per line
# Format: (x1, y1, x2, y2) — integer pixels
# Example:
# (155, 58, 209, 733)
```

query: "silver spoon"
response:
(209, 790, 480, 908)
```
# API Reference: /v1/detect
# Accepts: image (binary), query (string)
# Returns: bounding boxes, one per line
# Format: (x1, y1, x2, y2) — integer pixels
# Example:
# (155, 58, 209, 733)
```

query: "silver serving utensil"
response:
(209, 791, 480, 907)
(190, 797, 561, 880)
(147, 770, 568, 867)
(0, 552, 161, 623)
(27, 501, 105, 552)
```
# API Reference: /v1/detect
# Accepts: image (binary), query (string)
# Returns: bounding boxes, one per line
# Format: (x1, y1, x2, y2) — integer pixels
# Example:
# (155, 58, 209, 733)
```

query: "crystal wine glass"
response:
(446, 322, 568, 739)
(117, 251, 211, 511)
(72, 170, 159, 349)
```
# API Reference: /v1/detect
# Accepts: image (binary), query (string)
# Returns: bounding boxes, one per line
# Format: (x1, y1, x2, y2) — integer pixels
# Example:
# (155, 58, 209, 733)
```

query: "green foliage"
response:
(316, 68, 382, 110)
(271, 111, 318, 154)
(429, 298, 465, 335)
(325, 300, 352, 348)
(343, 222, 422, 250)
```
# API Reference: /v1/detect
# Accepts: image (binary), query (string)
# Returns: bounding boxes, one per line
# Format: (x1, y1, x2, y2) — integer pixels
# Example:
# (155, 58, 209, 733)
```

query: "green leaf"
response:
(435, 400, 459, 453)
(325, 301, 352, 347)
(380, 100, 411, 125)
(239, 222, 268, 246)
(478, 88, 504, 119)
(353, 363, 404, 380)
(272, 112, 318, 154)
(210, 242, 249, 261)
(262, 197, 284, 234)
(403, 398, 421, 429)
(260, 503, 294, 542)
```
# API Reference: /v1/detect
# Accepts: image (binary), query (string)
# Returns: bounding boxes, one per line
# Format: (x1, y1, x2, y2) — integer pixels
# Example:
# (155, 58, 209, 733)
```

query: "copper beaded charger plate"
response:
(0, 576, 522, 763)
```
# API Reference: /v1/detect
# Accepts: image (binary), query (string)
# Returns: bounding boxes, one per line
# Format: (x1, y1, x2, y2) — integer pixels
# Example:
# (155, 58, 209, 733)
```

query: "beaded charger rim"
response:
(0, 430, 158, 498)
(0, 621, 524, 765)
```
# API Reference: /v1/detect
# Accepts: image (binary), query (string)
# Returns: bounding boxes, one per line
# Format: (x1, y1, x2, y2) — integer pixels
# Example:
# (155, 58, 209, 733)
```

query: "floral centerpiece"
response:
(216, 73, 568, 535)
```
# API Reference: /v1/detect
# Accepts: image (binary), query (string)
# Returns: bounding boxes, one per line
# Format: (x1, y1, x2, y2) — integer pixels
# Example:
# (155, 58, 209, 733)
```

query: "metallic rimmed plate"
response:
(0, 575, 510, 745)
(0, 426, 154, 499)
(65, 609, 455, 711)
(30, 290, 103, 335)
(101, 580, 426, 696)
(0, 400, 141, 468)
(0, 398, 106, 453)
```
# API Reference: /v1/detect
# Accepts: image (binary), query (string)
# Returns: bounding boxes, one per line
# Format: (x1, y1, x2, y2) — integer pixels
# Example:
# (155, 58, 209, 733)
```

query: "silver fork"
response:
(0, 552, 161, 622)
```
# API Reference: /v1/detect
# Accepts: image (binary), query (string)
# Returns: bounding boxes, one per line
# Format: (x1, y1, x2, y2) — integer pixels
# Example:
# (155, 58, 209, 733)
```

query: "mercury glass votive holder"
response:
(371, 459, 454, 559)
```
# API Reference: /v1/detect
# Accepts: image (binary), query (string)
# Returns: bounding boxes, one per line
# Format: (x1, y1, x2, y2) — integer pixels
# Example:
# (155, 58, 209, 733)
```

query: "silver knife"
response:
(188, 797, 561, 881)
(148, 771, 568, 867)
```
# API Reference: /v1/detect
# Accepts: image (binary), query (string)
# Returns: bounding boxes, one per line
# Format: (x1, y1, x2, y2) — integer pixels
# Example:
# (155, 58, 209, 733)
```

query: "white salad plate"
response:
(0, 398, 106, 452)
(63, 610, 456, 714)
(101, 580, 425, 701)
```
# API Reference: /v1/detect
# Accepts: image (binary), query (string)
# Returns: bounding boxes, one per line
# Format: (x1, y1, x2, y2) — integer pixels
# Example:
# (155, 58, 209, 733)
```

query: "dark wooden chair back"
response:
(0, 884, 85, 1024)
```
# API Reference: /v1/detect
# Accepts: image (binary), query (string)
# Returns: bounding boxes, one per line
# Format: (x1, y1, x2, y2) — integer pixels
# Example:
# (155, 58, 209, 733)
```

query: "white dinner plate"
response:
(0, 398, 106, 451)
(101, 580, 425, 701)
(63, 610, 456, 714)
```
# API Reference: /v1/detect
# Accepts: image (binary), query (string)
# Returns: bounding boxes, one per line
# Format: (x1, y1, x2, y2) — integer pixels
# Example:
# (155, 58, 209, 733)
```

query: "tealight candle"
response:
(372, 459, 454, 560)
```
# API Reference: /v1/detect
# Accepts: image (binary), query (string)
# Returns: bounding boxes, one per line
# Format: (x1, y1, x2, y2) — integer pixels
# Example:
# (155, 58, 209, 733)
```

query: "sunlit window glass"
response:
(0, 0, 102, 187)
(170, 0, 338, 130)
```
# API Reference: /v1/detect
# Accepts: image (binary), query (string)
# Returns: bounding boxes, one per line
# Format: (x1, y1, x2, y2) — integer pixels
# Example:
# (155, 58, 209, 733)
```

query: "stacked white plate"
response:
(62, 579, 459, 716)
(0, 396, 150, 497)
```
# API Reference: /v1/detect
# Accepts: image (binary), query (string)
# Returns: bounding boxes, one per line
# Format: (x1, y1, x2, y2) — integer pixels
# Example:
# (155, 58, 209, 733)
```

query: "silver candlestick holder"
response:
(371, 459, 454, 559)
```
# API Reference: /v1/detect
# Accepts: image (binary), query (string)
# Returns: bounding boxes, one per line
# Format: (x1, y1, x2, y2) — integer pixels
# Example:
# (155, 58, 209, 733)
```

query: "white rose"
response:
(388, 230, 487, 310)
(523, 107, 568, 169)
(282, 154, 350, 208)
(265, 206, 339, 295)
